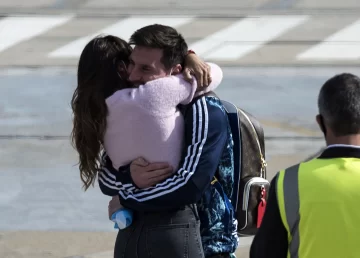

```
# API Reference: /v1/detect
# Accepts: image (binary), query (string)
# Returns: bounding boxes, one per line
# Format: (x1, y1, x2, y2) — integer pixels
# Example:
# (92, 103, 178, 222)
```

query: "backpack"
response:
(180, 92, 270, 235)
(220, 99, 270, 236)
(196, 92, 270, 236)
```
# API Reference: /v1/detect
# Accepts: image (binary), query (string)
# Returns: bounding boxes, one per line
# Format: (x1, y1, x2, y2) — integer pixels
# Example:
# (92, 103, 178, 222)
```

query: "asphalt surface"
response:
(1, 66, 352, 258)
(1, 0, 360, 67)
(1, 0, 358, 257)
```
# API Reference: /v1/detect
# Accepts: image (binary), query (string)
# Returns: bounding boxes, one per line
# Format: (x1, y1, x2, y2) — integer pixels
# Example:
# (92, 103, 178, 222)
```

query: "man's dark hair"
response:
(129, 24, 188, 69)
(318, 73, 360, 136)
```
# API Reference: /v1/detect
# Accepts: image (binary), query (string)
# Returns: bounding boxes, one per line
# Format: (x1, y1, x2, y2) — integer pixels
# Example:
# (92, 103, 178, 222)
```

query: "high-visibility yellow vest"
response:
(277, 158, 360, 258)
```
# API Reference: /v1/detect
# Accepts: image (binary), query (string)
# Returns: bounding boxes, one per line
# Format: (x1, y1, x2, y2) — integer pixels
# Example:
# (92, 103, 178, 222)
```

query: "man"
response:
(250, 73, 360, 258)
(98, 24, 238, 258)
(127, 24, 211, 88)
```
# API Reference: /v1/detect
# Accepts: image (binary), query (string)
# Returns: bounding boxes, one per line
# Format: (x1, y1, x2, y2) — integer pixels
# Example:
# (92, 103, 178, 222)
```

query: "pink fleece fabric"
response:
(103, 62, 223, 170)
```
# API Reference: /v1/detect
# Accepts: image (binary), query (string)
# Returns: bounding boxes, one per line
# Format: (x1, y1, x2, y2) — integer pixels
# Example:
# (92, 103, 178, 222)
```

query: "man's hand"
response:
(183, 53, 211, 87)
(108, 195, 122, 220)
(130, 157, 173, 189)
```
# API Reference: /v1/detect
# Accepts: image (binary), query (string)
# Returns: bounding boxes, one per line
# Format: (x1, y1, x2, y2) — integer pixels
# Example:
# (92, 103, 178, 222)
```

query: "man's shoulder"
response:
(188, 95, 227, 114)
(204, 96, 228, 120)
(272, 162, 303, 186)
(180, 95, 228, 125)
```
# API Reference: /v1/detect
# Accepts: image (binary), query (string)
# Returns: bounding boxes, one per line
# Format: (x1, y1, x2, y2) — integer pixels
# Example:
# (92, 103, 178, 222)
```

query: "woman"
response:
(71, 35, 222, 257)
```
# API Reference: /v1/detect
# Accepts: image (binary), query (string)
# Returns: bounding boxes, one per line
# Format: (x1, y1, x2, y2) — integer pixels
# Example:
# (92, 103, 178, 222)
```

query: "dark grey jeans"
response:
(114, 205, 205, 258)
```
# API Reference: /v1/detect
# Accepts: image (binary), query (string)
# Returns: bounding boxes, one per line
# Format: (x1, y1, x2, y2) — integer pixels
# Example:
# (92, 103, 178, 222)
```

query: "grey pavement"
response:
(1, 66, 352, 257)
(0, 0, 360, 67)
(3, 66, 355, 139)
(0, 14, 359, 67)
(0, 0, 357, 256)
(2, 0, 360, 15)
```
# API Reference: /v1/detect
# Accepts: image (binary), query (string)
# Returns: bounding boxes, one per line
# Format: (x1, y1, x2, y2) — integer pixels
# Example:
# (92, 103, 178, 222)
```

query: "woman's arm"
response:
(105, 63, 223, 116)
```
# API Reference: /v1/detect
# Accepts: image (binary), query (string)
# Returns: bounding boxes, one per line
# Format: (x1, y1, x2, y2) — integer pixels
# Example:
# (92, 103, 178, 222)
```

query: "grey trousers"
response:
(114, 205, 205, 258)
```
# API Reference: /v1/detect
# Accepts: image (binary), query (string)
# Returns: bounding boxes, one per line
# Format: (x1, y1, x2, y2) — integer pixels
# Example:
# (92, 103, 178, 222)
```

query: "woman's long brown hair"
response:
(71, 35, 132, 190)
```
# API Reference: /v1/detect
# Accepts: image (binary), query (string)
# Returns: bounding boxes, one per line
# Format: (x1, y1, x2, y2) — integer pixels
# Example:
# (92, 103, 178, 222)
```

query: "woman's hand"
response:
(108, 195, 123, 219)
(183, 53, 212, 88)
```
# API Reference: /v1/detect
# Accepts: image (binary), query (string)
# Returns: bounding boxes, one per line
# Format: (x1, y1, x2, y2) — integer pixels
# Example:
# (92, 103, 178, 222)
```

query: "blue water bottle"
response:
(111, 208, 133, 230)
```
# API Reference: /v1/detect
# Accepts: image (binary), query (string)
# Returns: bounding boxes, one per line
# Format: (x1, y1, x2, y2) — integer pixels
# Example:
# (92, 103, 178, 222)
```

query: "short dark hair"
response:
(318, 73, 360, 136)
(129, 24, 188, 69)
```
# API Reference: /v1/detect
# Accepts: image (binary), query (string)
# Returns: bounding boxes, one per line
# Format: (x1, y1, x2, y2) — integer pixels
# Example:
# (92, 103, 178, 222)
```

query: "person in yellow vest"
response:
(250, 73, 360, 258)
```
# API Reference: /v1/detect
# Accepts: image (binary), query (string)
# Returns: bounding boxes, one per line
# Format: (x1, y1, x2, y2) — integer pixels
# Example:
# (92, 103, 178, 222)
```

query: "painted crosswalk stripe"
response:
(49, 16, 194, 58)
(0, 15, 73, 53)
(297, 19, 360, 60)
(190, 15, 309, 61)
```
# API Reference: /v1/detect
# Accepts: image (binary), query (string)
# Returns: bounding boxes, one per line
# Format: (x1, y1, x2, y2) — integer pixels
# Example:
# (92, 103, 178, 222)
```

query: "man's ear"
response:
(316, 114, 321, 128)
(171, 64, 182, 75)
(316, 114, 327, 135)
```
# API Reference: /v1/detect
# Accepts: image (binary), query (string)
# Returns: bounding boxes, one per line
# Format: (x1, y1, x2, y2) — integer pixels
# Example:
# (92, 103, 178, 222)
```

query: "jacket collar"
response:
(319, 145, 360, 159)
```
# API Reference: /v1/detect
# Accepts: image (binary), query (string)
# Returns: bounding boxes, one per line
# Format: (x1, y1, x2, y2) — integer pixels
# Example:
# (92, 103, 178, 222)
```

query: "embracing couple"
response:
(71, 24, 239, 258)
